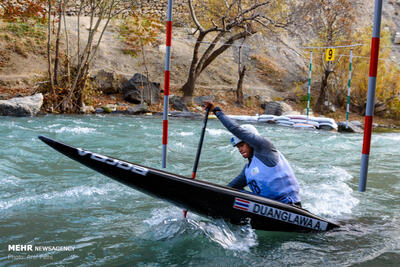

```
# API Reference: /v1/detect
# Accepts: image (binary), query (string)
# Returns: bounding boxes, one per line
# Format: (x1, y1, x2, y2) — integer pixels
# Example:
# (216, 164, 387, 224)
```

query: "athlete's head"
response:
(230, 124, 258, 159)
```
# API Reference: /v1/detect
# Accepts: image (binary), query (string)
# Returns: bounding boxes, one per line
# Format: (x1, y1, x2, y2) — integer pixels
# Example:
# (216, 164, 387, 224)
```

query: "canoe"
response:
(38, 135, 340, 233)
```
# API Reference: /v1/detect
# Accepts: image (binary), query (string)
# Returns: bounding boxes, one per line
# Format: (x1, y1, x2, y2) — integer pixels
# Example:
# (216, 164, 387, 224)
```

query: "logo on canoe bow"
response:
(232, 197, 328, 231)
(77, 148, 148, 176)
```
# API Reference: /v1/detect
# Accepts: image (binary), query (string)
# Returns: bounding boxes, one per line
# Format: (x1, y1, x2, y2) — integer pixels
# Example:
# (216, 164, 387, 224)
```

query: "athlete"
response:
(204, 101, 301, 207)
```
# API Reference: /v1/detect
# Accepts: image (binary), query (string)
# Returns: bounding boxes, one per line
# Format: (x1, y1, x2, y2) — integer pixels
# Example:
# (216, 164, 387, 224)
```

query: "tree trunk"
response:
(181, 30, 251, 104)
(53, 0, 63, 86)
(182, 31, 205, 104)
(236, 65, 246, 106)
(47, 0, 54, 95)
(315, 69, 331, 114)
(182, 73, 197, 104)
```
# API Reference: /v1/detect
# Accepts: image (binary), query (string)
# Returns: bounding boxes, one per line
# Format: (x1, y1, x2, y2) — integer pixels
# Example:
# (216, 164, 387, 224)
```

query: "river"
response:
(1, 114, 399, 266)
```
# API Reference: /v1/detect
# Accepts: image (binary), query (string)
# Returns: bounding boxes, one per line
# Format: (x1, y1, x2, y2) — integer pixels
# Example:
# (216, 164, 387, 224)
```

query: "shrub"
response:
(119, 12, 164, 57)
(0, 0, 47, 23)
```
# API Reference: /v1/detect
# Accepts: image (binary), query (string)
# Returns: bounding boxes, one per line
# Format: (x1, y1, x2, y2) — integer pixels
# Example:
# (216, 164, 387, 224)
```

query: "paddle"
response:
(183, 106, 211, 218)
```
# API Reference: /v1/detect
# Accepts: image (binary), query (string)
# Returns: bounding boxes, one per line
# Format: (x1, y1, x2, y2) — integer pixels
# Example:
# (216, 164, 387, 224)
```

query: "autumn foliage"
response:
(0, 0, 47, 23)
(119, 12, 164, 57)
(350, 27, 400, 119)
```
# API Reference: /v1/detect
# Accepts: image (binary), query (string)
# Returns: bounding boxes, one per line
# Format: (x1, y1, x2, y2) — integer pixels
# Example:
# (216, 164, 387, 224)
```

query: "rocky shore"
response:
(2, 90, 399, 133)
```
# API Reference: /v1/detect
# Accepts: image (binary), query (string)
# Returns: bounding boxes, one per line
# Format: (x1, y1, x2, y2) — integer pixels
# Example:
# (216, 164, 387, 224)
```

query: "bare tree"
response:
(236, 38, 247, 106)
(182, 0, 290, 104)
(300, 0, 355, 114)
(46, 0, 134, 113)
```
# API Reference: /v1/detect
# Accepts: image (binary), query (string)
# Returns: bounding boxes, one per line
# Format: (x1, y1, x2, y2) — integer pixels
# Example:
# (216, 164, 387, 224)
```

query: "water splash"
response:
(299, 166, 359, 217)
(206, 128, 229, 136)
(0, 184, 114, 210)
(143, 208, 257, 252)
(54, 126, 96, 134)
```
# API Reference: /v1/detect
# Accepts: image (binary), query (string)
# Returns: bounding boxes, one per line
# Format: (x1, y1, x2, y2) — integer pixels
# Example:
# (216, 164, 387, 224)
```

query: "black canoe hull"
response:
(38, 135, 340, 232)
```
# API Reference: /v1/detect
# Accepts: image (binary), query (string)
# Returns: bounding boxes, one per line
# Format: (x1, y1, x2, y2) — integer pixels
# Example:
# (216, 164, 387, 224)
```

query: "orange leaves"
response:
(0, 0, 47, 23)
(119, 13, 164, 57)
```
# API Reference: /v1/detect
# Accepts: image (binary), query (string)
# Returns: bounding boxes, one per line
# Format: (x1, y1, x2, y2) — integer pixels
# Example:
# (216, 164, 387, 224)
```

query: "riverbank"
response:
(2, 85, 400, 133)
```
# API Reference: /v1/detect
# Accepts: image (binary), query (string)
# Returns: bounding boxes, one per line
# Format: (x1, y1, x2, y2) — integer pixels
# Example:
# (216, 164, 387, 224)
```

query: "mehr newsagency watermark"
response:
(7, 244, 75, 261)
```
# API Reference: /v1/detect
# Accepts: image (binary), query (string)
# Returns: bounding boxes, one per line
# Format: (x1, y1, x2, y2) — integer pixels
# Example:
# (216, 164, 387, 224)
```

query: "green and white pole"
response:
(307, 51, 313, 119)
(346, 49, 353, 128)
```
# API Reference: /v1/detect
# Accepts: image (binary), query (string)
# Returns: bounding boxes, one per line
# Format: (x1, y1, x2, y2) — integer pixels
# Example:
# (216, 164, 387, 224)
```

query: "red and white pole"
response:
(162, 0, 173, 168)
(359, 0, 383, 192)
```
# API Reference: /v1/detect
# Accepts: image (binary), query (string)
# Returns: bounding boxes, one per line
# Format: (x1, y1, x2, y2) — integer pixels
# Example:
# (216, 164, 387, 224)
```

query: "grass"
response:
(372, 127, 400, 133)
(0, 20, 47, 58)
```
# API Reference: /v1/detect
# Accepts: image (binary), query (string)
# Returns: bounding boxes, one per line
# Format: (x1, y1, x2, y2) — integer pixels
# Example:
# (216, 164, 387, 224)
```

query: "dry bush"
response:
(0, 48, 11, 68)
(251, 54, 285, 87)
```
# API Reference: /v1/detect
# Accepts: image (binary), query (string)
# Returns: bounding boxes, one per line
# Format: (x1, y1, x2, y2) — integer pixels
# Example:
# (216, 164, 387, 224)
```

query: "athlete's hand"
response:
(203, 100, 215, 111)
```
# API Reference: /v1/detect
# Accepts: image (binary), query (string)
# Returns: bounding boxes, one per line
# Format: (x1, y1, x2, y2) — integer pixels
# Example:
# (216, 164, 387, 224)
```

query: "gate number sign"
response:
(325, 48, 335, 61)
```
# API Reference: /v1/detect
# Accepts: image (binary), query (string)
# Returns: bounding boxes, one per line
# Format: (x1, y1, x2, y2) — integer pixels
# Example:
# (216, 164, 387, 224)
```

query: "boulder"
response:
(194, 95, 215, 105)
(374, 101, 387, 116)
(169, 111, 203, 118)
(92, 70, 127, 94)
(324, 101, 336, 113)
(0, 93, 43, 116)
(170, 95, 189, 111)
(301, 108, 314, 116)
(80, 103, 95, 114)
(122, 73, 161, 104)
(394, 32, 400, 44)
(350, 120, 363, 128)
(124, 89, 142, 104)
(125, 103, 148, 115)
(102, 104, 117, 113)
(263, 101, 293, 116)
(338, 121, 364, 133)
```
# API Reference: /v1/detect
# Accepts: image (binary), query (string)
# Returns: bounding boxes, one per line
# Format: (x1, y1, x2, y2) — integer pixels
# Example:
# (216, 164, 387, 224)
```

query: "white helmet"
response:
(230, 124, 259, 147)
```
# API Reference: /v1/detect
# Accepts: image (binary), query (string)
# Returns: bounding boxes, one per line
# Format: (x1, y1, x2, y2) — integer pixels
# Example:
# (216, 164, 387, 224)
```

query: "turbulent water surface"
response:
(1, 114, 399, 266)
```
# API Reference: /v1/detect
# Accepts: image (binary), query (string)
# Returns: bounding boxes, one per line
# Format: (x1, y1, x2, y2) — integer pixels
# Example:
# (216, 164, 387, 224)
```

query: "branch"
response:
(200, 30, 252, 73)
(88, 0, 116, 65)
(195, 31, 225, 74)
(47, 0, 54, 94)
(62, 0, 71, 84)
(221, 0, 239, 31)
(188, 0, 204, 32)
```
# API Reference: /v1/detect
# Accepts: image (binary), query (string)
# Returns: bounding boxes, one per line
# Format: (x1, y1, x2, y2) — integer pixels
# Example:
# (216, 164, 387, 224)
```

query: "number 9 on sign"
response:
(325, 48, 335, 61)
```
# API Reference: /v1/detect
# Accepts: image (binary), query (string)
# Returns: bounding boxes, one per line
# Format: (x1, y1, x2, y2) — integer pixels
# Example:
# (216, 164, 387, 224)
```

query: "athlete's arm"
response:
(227, 167, 247, 189)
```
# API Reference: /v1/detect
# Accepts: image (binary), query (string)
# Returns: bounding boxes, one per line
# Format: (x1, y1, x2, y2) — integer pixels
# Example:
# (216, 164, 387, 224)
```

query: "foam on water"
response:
(297, 166, 359, 217)
(373, 133, 400, 142)
(189, 219, 258, 252)
(206, 128, 229, 136)
(179, 131, 194, 136)
(0, 184, 114, 210)
(143, 207, 258, 252)
(53, 126, 96, 134)
(2, 175, 21, 186)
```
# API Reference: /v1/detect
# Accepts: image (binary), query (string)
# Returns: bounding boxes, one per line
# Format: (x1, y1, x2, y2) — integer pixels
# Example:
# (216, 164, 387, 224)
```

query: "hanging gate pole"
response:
(346, 49, 353, 128)
(359, 0, 383, 192)
(307, 51, 313, 120)
(162, 0, 173, 168)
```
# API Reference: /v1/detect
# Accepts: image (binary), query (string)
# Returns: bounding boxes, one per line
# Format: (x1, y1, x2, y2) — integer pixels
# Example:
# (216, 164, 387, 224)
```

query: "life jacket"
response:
(244, 152, 300, 204)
